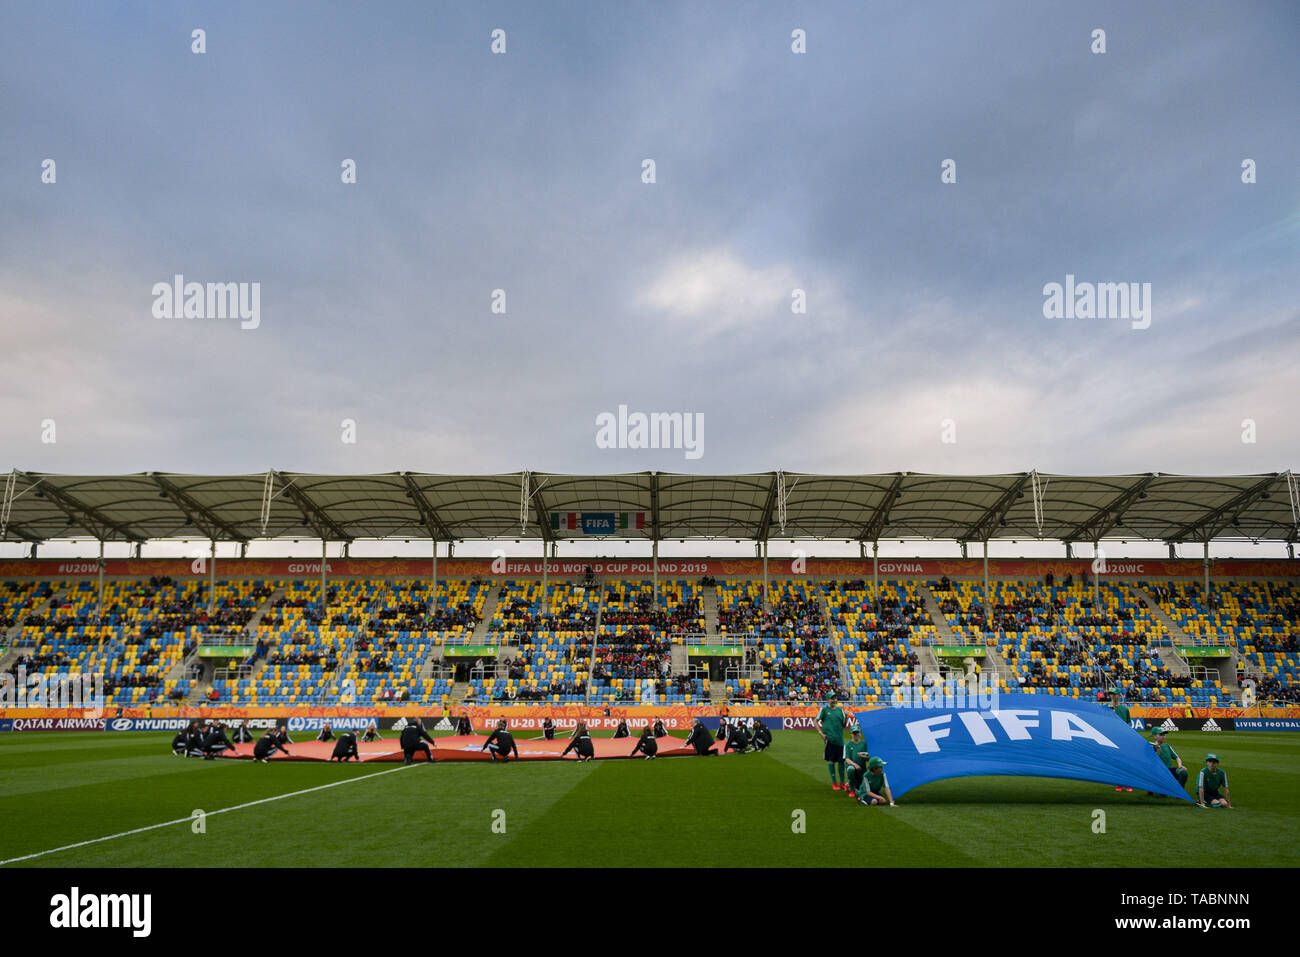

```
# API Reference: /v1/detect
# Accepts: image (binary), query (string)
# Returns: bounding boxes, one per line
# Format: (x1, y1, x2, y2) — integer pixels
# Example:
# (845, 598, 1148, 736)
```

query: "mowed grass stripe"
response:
(0, 733, 394, 860)
(24, 761, 602, 868)
(4, 750, 601, 867)
(763, 730, 995, 866)
(771, 729, 1300, 867)
(0, 763, 418, 866)
(487, 742, 972, 867)
(0, 734, 153, 758)
(0, 734, 185, 794)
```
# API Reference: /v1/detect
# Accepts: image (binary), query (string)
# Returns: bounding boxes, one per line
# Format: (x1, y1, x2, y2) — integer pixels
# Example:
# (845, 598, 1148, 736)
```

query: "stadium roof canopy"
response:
(1, 471, 1297, 547)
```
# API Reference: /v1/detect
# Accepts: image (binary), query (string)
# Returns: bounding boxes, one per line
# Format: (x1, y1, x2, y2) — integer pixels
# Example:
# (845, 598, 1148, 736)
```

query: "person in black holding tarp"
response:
(330, 730, 360, 762)
(482, 720, 520, 762)
(184, 721, 209, 757)
(316, 722, 334, 743)
(629, 723, 658, 760)
(455, 713, 474, 736)
(231, 720, 256, 744)
(751, 718, 772, 752)
(652, 717, 668, 738)
(612, 718, 630, 738)
(724, 719, 750, 754)
(541, 717, 556, 740)
(361, 722, 382, 742)
(561, 719, 595, 761)
(201, 721, 236, 759)
(172, 720, 201, 755)
(684, 718, 717, 755)
(253, 727, 291, 763)
(401, 718, 436, 764)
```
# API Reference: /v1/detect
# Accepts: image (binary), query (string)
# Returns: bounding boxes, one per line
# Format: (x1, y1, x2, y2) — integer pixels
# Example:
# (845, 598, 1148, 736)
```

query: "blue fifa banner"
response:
(0, 719, 12, 732)
(853, 693, 1193, 802)
(582, 513, 616, 535)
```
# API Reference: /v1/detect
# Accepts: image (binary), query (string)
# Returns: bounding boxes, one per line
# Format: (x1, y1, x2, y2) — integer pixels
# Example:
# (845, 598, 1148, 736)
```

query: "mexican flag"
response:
(616, 512, 645, 530)
(551, 513, 579, 531)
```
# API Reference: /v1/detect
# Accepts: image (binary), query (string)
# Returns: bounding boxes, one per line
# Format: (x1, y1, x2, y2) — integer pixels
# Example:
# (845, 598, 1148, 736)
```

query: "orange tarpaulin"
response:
(219, 734, 734, 762)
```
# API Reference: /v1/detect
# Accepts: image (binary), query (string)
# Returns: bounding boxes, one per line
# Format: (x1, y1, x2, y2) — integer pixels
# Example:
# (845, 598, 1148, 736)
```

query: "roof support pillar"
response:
(208, 540, 216, 612)
(321, 539, 327, 601)
(430, 541, 439, 616)
(1063, 541, 1072, 559)
(872, 541, 879, 597)
(982, 540, 989, 600)
(1168, 542, 1176, 559)
(1203, 541, 1211, 605)
(761, 540, 769, 611)
(541, 539, 549, 615)
(1093, 540, 1100, 607)
(97, 539, 105, 616)
(652, 539, 659, 610)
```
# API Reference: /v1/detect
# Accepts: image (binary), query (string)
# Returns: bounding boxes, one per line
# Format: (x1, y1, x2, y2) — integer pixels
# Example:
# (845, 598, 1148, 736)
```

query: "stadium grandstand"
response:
(1, 470, 1298, 713)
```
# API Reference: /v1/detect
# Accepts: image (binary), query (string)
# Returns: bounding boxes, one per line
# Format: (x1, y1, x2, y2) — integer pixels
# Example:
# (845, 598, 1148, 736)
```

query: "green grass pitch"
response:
(1, 730, 1296, 868)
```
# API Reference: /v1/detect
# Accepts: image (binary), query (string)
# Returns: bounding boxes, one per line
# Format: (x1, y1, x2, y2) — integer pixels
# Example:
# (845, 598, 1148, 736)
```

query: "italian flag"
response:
(616, 512, 646, 530)
(551, 513, 579, 531)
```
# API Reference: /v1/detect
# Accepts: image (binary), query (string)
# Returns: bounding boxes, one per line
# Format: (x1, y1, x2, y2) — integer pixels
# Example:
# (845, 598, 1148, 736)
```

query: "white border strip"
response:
(0, 763, 419, 866)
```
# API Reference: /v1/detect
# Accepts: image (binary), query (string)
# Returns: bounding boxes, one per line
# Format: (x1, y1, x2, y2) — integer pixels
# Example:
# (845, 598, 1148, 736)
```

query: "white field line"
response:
(0, 762, 420, 866)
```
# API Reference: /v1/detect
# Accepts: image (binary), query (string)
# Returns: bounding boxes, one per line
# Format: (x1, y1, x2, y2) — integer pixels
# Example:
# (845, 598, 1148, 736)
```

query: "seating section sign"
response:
(933, 646, 986, 657)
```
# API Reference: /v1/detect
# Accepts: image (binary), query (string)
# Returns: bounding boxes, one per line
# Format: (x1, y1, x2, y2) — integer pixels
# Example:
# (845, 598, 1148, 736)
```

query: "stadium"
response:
(1, 469, 1297, 875)
(3, 0, 1296, 935)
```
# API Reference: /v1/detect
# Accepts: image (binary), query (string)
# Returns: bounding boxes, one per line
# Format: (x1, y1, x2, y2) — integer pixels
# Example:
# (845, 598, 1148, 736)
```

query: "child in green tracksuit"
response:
(817, 696, 848, 790)
(1110, 693, 1130, 726)
(854, 756, 895, 806)
(1151, 731, 1189, 791)
(1197, 754, 1232, 808)
(844, 727, 870, 794)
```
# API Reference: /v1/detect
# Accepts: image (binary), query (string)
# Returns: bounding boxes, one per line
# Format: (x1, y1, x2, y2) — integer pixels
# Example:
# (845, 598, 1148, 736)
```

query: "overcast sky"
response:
(1, 1, 1297, 556)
